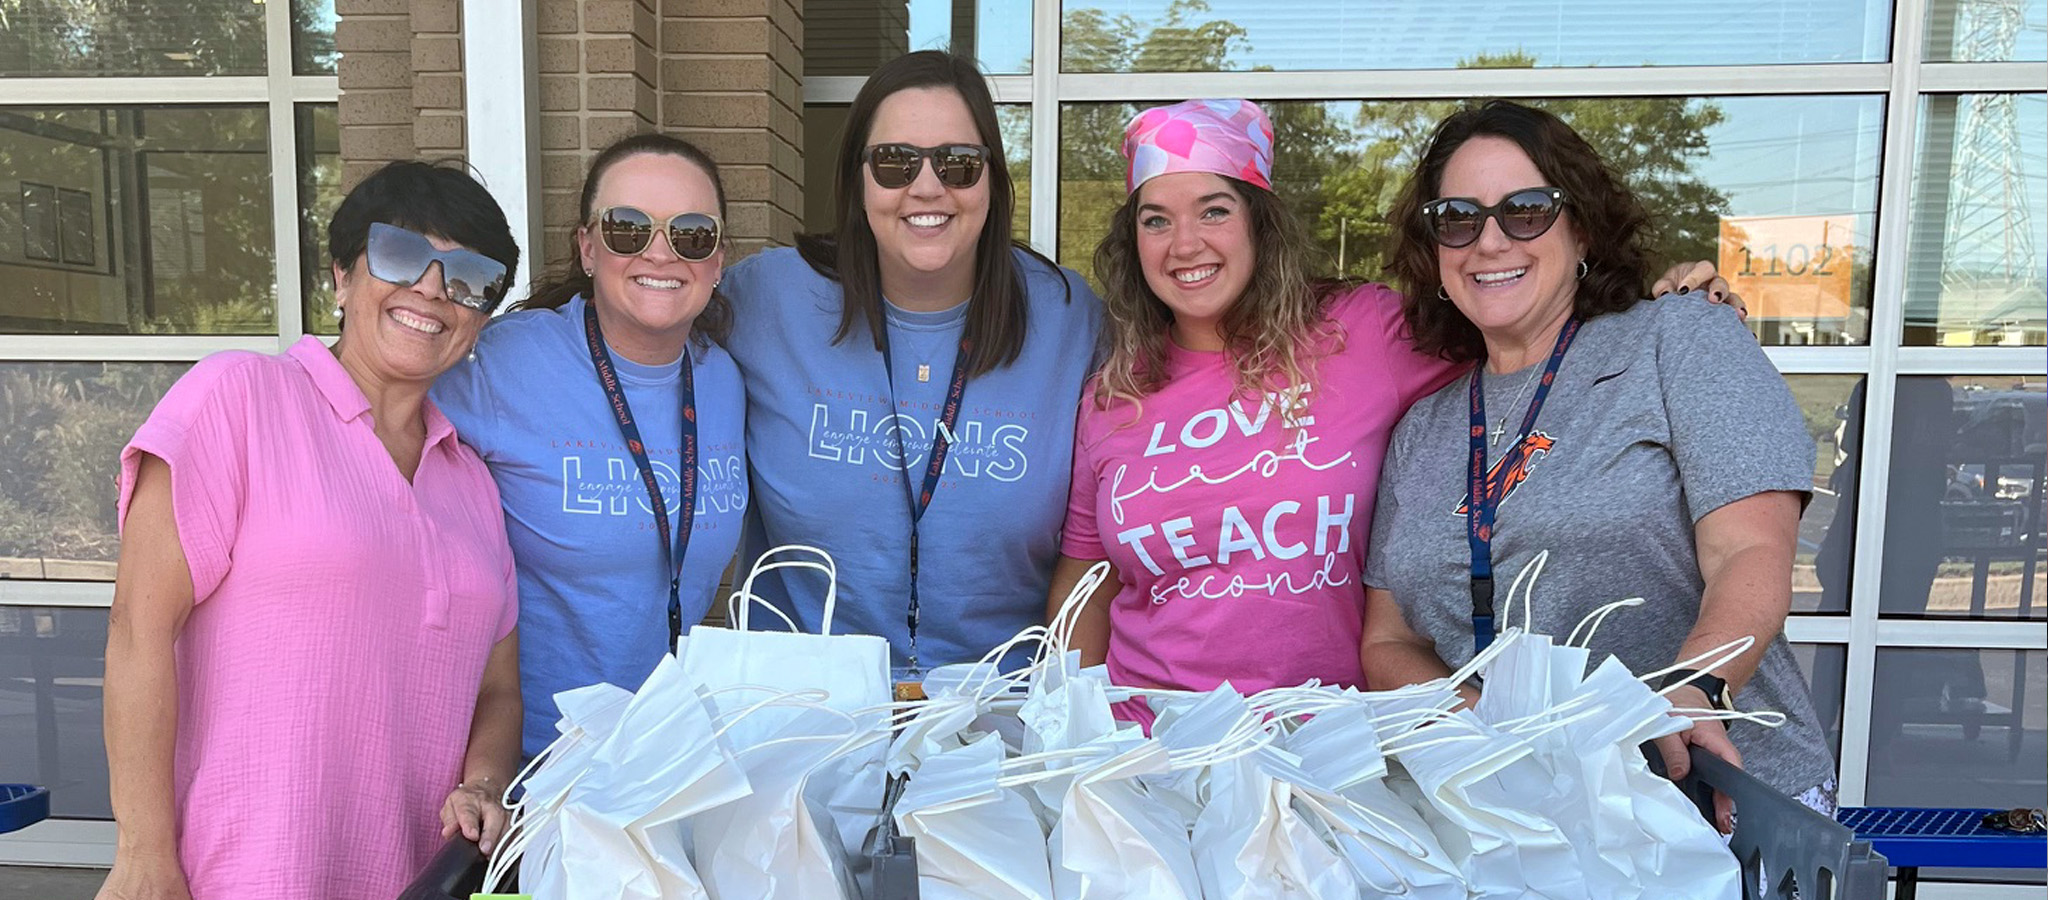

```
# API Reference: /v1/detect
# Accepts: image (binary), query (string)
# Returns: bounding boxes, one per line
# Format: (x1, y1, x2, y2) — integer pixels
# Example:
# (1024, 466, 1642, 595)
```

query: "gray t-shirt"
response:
(1364, 294, 1834, 797)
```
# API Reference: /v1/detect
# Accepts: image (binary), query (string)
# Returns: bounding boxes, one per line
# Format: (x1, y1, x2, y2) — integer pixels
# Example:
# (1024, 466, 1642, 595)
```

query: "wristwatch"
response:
(1657, 668, 1734, 711)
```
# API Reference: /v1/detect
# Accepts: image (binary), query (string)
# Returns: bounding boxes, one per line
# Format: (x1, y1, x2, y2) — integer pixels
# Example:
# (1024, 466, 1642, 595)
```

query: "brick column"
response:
(535, 0, 662, 268)
(334, 0, 467, 189)
(661, 0, 804, 256)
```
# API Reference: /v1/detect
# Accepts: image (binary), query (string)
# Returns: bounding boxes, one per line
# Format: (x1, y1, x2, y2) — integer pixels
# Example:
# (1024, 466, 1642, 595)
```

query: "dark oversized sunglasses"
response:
(365, 222, 510, 314)
(592, 206, 723, 262)
(1421, 187, 1568, 249)
(861, 143, 990, 189)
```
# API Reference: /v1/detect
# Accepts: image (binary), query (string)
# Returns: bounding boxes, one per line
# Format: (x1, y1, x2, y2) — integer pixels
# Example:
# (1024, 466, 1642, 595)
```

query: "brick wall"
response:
(334, 0, 466, 190)
(341, 0, 803, 265)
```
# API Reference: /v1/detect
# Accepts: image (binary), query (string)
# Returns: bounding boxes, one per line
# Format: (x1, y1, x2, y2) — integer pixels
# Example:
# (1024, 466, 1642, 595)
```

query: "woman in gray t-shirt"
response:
(1361, 100, 1836, 822)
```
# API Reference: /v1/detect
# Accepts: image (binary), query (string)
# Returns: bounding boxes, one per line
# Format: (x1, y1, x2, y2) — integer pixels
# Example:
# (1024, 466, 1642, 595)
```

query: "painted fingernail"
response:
(1678, 284, 1691, 294)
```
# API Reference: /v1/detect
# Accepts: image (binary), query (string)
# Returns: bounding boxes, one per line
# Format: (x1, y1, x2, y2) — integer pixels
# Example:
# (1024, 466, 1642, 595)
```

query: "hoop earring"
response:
(1576, 258, 1589, 280)
(1436, 285, 1451, 302)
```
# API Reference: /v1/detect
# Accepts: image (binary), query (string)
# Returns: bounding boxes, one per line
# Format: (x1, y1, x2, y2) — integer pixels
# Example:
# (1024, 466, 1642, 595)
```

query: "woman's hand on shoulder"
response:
(1651, 260, 1747, 320)
(95, 849, 192, 900)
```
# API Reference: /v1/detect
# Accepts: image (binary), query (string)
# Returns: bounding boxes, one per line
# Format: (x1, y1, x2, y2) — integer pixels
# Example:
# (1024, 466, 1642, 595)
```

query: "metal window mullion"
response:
(289, 77, 342, 104)
(0, 336, 282, 361)
(0, 582, 115, 608)
(266, 0, 304, 349)
(1895, 347, 2048, 374)
(1028, 0, 1061, 258)
(1762, 346, 1872, 374)
(0, 77, 271, 105)
(1873, 619, 2048, 649)
(1784, 616, 1854, 643)
(1919, 61, 2048, 92)
(1833, 0, 1932, 808)
(1055, 63, 1893, 102)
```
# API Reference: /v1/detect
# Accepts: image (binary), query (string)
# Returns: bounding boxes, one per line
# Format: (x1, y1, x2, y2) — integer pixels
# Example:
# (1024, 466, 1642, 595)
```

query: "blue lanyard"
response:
(1465, 318, 1579, 654)
(878, 329, 971, 673)
(583, 302, 697, 646)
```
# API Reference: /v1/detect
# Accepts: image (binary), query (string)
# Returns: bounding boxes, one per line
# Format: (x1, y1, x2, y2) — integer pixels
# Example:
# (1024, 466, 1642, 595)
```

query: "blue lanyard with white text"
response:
(1466, 317, 1579, 654)
(583, 302, 697, 647)
(878, 327, 971, 672)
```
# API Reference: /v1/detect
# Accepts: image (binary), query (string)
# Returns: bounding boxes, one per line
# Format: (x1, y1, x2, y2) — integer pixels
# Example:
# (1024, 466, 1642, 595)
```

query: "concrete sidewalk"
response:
(0, 867, 104, 899)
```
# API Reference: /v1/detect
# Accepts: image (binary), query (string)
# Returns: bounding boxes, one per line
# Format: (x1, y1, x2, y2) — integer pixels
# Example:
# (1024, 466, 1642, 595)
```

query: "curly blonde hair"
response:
(1091, 176, 1343, 416)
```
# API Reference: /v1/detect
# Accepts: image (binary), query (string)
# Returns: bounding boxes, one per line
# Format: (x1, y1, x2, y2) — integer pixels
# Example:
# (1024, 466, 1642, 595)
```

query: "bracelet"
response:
(458, 775, 498, 792)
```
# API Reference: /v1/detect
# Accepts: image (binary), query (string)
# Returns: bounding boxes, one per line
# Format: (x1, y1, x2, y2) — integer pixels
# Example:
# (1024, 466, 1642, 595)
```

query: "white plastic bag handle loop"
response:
(710, 688, 835, 741)
(1669, 707, 1789, 728)
(1568, 596, 1645, 648)
(728, 543, 840, 633)
(1170, 710, 1279, 769)
(1505, 549, 1549, 632)
(994, 746, 1122, 787)
(1640, 634, 1757, 690)
(1294, 791, 1425, 892)
(1036, 560, 1111, 667)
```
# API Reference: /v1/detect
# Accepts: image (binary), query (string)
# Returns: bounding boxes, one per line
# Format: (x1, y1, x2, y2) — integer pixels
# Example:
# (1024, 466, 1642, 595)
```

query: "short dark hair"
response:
(794, 50, 1066, 380)
(1386, 99, 1653, 362)
(517, 133, 734, 346)
(329, 160, 518, 287)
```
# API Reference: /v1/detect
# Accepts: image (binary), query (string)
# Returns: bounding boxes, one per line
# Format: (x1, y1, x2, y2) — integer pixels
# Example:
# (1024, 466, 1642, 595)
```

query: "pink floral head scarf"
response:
(1121, 98, 1276, 195)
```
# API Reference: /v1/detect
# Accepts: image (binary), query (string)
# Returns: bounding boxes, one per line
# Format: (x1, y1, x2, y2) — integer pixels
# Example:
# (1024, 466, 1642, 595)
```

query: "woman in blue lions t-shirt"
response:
(432, 134, 749, 757)
(720, 51, 1103, 673)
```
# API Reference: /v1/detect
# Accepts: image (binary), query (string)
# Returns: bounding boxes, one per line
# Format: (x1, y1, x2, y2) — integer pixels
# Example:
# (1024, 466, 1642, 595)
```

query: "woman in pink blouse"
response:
(98, 162, 524, 900)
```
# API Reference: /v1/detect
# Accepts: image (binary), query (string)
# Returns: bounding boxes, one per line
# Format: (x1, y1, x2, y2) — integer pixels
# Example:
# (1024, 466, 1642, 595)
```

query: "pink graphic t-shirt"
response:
(1062, 283, 1461, 697)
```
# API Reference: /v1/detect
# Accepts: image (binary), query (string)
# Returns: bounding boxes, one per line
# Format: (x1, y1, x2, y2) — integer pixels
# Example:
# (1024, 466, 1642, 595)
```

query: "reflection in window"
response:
(1789, 643, 1849, 763)
(805, 0, 1031, 75)
(0, 2, 266, 76)
(1058, 95, 1880, 346)
(0, 363, 187, 581)
(292, 0, 339, 76)
(298, 105, 343, 335)
(1876, 376, 2046, 619)
(800, 104, 1031, 241)
(1925, 0, 2048, 62)
(0, 607, 111, 819)
(1789, 376, 1863, 614)
(0, 107, 276, 335)
(1059, 0, 1891, 72)
(1905, 94, 2047, 347)
(1867, 647, 2045, 878)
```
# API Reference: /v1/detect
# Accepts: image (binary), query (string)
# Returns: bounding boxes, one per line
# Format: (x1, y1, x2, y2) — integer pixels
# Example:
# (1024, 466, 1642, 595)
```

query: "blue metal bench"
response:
(0, 784, 49, 835)
(1837, 807, 2048, 899)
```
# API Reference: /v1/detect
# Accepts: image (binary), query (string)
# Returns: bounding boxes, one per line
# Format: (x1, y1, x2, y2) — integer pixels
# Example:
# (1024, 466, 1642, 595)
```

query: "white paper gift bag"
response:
(560, 656, 753, 900)
(894, 731, 1060, 900)
(1048, 739, 1202, 900)
(691, 697, 877, 900)
(1387, 710, 1588, 900)
(1191, 751, 1357, 900)
(680, 545, 894, 876)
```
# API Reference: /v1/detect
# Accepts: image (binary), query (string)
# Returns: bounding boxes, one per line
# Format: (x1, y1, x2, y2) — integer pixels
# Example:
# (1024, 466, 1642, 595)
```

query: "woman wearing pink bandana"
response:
(1050, 98, 1730, 707)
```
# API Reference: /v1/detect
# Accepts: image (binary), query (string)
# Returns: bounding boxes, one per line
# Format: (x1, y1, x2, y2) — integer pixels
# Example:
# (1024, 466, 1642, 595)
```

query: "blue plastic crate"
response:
(1837, 807, 2048, 871)
(0, 784, 49, 835)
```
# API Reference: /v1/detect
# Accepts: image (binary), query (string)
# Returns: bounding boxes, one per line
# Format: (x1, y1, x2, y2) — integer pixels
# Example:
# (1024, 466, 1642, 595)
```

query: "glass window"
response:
(1059, 95, 1882, 347)
(1925, 0, 2048, 62)
(0, 362, 188, 582)
(292, 0, 340, 76)
(1789, 376, 1863, 614)
(1789, 643, 1848, 763)
(1866, 647, 2045, 881)
(1904, 93, 2047, 347)
(801, 103, 1031, 241)
(1878, 375, 2046, 619)
(0, 106, 277, 335)
(0, 2, 267, 77)
(0, 607, 111, 819)
(297, 104, 342, 336)
(1059, 0, 1891, 72)
(806, 0, 1031, 75)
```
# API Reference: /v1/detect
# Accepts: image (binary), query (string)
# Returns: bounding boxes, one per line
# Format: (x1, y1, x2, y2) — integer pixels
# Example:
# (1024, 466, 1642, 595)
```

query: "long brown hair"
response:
(1091, 175, 1342, 410)
(794, 50, 1067, 380)
(518, 133, 733, 347)
(1386, 99, 1652, 362)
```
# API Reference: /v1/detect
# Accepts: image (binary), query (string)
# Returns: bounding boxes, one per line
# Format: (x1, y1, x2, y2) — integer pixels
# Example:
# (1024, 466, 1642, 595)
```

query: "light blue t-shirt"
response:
(432, 295, 748, 755)
(722, 246, 1102, 671)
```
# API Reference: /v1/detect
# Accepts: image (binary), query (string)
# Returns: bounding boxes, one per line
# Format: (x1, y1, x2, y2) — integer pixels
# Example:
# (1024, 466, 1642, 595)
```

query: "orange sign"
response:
(1717, 215, 1856, 323)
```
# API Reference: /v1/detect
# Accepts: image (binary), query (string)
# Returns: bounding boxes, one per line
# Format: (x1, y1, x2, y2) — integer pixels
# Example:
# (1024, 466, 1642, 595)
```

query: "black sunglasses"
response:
(1421, 187, 1568, 249)
(861, 143, 990, 190)
(365, 223, 510, 314)
(592, 206, 723, 262)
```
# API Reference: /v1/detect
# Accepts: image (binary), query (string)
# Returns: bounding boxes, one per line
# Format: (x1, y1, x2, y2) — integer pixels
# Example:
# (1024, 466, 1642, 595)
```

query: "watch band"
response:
(1658, 668, 1733, 711)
